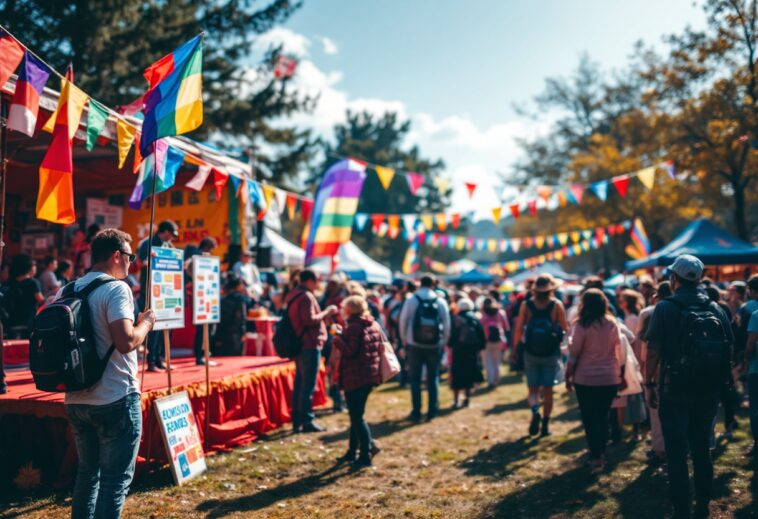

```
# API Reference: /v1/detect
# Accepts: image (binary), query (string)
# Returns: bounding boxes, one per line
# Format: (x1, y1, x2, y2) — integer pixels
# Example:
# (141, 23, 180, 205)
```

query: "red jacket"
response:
(286, 287, 327, 350)
(334, 315, 383, 392)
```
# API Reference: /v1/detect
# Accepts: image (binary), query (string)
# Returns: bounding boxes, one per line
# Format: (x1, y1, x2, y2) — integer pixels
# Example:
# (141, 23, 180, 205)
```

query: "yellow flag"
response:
(434, 177, 450, 193)
(374, 166, 395, 190)
(455, 236, 466, 250)
(535, 235, 545, 249)
(116, 119, 137, 169)
(557, 191, 568, 207)
(420, 214, 434, 231)
(570, 231, 581, 243)
(435, 213, 448, 231)
(262, 184, 276, 206)
(557, 232, 569, 246)
(491, 207, 502, 223)
(636, 167, 656, 190)
(43, 79, 88, 139)
(488, 239, 497, 252)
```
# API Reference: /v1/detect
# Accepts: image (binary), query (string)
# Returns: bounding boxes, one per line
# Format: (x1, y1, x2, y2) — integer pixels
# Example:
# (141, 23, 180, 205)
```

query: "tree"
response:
(1, 0, 317, 183)
(312, 111, 452, 270)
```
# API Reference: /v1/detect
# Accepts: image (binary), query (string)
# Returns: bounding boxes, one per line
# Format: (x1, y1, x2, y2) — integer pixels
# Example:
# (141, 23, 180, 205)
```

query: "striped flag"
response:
(626, 217, 651, 259)
(128, 140, 185, 209)
(8, 51, 50, 136)
(304, 159, 367, 263)
(402, 238, 420, 275)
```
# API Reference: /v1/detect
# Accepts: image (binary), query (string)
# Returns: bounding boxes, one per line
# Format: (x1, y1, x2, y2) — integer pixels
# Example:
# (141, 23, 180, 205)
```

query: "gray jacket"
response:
(398, 287, 451, 348)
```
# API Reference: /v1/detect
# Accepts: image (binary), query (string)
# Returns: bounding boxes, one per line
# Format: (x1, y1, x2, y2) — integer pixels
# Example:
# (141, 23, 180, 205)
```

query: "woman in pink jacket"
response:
(565, 288, 626, 472)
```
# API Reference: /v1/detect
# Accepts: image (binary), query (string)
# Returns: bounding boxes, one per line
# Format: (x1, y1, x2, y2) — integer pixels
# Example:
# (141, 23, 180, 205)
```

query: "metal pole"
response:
(0, 95, 9, 270)
(140, 142, 161, 390)
(203, 323, 210, 447)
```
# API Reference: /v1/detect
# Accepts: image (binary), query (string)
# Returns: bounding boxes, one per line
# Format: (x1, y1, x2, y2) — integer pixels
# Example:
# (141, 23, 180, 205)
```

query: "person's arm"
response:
(512, 303, 527, 347)
(440, 299, 452, 344)
(300, 294, 335, 326)
(336, 324, 362, 358)
(32, 279, 44, 304)
(398, 297, 414, 345)
(565, 323, 583, 391)
(109, 311, 156, 354)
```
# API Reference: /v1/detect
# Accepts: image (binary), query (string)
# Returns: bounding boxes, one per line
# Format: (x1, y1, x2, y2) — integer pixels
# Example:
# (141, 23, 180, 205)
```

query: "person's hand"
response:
(618, 377, 628, 392)
(138, 309, 156, 329)
(565, 376, 573, 393)
(326, 305, 339, 316)
(647, 386, 658, 409)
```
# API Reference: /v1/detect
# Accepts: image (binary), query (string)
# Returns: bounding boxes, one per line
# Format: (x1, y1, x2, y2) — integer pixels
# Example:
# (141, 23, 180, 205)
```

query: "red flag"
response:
(371, 214, 385, 233)
(274, 55, 298, 78)
(509, 203, 520, 220)
(212, 168, 228, 200)
(528, 199, 537, 217)
(464, 182, 477, 198)
(300, 199, 314, 223)
(0, 30, 24, 88)
(450, 213, 461, 229)
(611, 175, 630, 198)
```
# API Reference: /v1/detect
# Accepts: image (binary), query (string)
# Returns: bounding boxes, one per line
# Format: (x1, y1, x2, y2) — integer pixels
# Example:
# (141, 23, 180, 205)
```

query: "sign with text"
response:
(151, 247, 185, 330)
(192, 255, 221, 325)
(86, 198, 123, 228)
(154, 391, 207, 485)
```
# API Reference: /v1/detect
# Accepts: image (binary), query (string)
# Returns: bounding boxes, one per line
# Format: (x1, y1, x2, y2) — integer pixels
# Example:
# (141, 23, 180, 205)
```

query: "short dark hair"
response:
(584, 276, 604, 290)
(299, 269, 317, 284)
(199, 237, 217, 251)
(747, 275, 758, 293)
(656, 281, 673, 299)
(420, 274, 435, 288)
(705, 286, 722, 303)
(43, 255, 56, 267)
(225, 274, 243, 291)
(91, 229, 133, 264)
(672, 272, 697, 289)
(9, 254, 34, 278)
(56, 259, 73, 274)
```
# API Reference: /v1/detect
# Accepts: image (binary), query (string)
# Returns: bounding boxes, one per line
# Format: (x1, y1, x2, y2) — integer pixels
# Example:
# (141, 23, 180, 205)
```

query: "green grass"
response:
(2, 368, 755, 518)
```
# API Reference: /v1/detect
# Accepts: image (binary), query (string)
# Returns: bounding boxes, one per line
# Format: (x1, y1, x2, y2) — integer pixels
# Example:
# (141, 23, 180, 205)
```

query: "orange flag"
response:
(37, 78, 88, 224)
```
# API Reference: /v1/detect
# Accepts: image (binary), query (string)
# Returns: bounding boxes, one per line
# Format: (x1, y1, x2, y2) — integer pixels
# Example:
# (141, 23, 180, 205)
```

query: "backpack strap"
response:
(74, 277, 123, 299)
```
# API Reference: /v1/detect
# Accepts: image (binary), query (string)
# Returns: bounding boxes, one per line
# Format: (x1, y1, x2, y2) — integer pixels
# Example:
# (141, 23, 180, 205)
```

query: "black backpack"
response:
(412, 295, 443, 346)
(273, 292, 306, 359)
(524, 300, 563, 357)
(664, 299, 731, 395)
(487, 324, 502, 343)
(455, 313, 484, 350)
(29, 277, 120, 392)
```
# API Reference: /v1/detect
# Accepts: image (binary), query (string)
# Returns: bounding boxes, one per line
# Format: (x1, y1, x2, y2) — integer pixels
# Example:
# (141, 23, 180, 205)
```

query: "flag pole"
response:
(0, 95, 9, 271)
(140, 141, 161, 390)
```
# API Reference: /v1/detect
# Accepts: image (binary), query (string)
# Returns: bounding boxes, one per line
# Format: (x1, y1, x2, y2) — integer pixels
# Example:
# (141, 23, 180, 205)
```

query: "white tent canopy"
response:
(262, 228, 305, 268)
(310, 241, 393, 285)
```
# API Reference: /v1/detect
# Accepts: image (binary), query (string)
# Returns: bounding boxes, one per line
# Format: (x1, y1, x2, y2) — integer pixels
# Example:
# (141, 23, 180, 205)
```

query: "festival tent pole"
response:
(0, 95, 8, 270)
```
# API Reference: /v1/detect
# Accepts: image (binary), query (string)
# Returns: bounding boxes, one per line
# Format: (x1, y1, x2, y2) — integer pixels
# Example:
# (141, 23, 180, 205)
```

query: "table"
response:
(245, 316, 280, 356)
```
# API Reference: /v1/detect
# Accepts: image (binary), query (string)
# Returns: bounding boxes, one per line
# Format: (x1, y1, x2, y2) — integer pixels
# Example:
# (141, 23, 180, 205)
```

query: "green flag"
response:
(85, 100, 109, 151)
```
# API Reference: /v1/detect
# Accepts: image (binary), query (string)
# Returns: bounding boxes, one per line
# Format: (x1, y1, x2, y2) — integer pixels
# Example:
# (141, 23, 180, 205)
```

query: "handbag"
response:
(379, 329, 401, 383)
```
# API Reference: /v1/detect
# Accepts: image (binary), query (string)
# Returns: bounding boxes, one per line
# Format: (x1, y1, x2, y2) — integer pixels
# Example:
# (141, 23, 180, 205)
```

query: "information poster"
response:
(154, 391, 207, 485)
(86, 198, 123, 228)
(192, 255, 221, 325)
(151, 247, 185, 330)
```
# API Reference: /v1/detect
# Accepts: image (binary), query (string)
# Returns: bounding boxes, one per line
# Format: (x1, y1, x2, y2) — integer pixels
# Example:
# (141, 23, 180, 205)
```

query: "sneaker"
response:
(301, 422, 326, 433)
(408, 412, 422, 423)
(352, 456, 372, 468)
(463, 398, 470, 408)
(529, 412, 541, 436)
(370, 442, 381, 458)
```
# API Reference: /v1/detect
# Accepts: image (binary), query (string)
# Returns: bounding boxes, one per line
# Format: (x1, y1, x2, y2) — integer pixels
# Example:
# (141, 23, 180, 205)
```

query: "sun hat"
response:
(533, 274, 560, 293)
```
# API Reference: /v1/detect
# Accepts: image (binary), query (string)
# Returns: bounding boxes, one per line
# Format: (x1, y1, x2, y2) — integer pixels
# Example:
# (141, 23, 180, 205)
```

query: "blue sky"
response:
(255, 0, 707, 211)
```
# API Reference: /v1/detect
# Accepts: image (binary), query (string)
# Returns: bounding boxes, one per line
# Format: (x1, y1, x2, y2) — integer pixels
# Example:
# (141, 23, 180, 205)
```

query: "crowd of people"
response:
(1, 222, 756, 519)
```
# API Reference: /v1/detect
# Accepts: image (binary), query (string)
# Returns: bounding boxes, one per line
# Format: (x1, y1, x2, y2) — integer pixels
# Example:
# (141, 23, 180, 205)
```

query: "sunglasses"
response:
(119, 250, 136, 263)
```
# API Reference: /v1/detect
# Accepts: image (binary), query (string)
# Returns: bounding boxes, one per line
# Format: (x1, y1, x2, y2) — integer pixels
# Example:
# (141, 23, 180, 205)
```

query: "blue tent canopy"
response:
(446, 268, 494, 285)
(625, 218, 758, 270)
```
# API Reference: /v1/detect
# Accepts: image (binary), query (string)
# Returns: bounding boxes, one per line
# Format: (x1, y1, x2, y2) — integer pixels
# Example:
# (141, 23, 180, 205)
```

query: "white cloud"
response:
(255, 27, 310, 57)
(320, 36, 338, 55)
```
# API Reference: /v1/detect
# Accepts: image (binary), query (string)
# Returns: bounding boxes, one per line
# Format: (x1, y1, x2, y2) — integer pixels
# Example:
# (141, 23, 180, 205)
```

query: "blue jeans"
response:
(749, 374, 758, 443)
(66, 393, 142, 519)
(292, 348, 321, 427)
(345, 385, 373, 456)
(408, 346, 441, 418)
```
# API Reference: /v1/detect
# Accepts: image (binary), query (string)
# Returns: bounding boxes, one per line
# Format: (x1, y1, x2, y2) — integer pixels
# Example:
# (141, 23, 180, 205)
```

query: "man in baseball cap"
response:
(644, 254, 734, 518)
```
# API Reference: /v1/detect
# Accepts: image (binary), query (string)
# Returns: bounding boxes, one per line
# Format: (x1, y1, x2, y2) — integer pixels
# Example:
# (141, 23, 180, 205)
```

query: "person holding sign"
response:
(64, 229, 156, 519)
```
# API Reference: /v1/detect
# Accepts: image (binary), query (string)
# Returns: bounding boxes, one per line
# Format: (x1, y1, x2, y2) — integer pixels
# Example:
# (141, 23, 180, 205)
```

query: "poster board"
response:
(151, 247, 185, 330)
(86, 198, 123, 228)
(192, 255, 221, 325)
(154, 391, 207, 485)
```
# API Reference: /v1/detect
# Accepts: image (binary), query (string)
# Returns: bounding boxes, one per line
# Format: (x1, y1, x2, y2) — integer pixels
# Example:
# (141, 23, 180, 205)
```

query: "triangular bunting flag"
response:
(374, 165, 395, 190)
(300, 198, 314, 223)
(590, 181, 608, 202)
(636, 167, 656, 190)
(433, 177, 450, 193)
(450, 213, 461, 229)
(212, 168, 228, 200)
(85, 100, 109, 151)
(556, 191, 568, 207)
(557, 232, 569, 246)
(186, 164, 212, 191)
(286, 194, 298, 220)
(464, 182, 477, 198)
(406, 172, 425, 195)
(116, 119, 137, 169)
(570, 231, 581, 243)
(535, 236, 546, 249)
(611, 175, 630, 198)
(569, 185, 584, 204)
(436, 213, 448, 231)
(511, 238, 521, 253)
(420, 214, 434, 231)
(537, 185, 552, 202)
(509, 203, 520, 220)
(371, 214, 385, 233)
(274, 188, 287, 214)
(661, 160, 676, 179)
(492, 207, 502, 223)
(402, 215, 417, 232)
(527, 199, 537, 217)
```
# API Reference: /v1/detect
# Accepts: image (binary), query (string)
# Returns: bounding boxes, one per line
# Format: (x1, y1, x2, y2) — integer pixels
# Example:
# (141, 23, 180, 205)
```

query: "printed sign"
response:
(86, 198, 123, 228)
(154, 391, 207, 485)
(151, 247, 185, 330)
(192, 255, 221, 325)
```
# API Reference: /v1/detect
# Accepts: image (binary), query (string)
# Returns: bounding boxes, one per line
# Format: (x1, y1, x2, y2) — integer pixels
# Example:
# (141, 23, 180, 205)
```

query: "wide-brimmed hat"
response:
(533, 274, 560, 293)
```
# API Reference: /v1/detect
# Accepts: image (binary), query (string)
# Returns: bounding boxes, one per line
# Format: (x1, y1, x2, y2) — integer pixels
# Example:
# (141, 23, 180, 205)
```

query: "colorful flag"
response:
(374, 165, 395, 190)
(402, 238, 420, 275)
(140, 35, 203, 156)
(0, 29, 24, 89)
(304, 159, 367, 262)
(569, 184, 585, 204)
(273, 55, 298, 78)
(354, 213, 369, 232)
(611, 175, 630, 198)
(186, 164, 212, 191)
(128, 140, 185, 209)
(116, 119, 137, 169)
(636, 167, 656, 190)
(464, 182, 477, 198)
(36, 78, 88, 224)
(406, 172, 425, 195)
(590, 180, 608, 202)
(212, 168, 228, 200)
(8, 51, 50, 136)
(629, 217, 651, 257)
(286, 193, 298, 220)
(85, 100, 110, 151)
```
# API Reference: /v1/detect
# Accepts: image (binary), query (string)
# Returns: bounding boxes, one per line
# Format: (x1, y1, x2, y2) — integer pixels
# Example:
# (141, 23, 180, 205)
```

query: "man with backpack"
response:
(512, 274, 568, 437)
(59, 229, 156, 518)
(398, 275, 451, 422)
(645, 255, 733, 519)
(285, 269, 338, 433)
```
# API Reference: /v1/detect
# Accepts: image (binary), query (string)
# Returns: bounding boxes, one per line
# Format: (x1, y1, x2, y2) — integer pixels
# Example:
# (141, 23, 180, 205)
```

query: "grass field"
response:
(3, 368, 756, 518)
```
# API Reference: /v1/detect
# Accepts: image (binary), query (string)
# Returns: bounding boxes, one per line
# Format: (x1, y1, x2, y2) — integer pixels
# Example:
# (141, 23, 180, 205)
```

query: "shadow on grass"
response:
(474, 443, 637, 518)
(195, 462, 352, 518)
(733, 456, 757, 518)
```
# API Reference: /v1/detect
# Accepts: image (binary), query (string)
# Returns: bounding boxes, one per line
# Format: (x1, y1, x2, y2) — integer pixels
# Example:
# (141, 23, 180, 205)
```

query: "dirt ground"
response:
(2, 368, 756, 518)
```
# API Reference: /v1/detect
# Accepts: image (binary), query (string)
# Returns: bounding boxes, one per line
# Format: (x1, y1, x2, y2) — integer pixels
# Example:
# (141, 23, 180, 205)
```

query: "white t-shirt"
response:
(64, 272, 138, 406)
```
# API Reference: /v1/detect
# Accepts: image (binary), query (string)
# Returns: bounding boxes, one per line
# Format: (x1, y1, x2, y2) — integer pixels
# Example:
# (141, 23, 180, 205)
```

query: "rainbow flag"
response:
(304, 159, 367, 263)
(402, 238, 420, 275)
(37, 78, 88, 224)
(128, 140, 185, 209)
(630, 218, 650, 255)
(140, 35, 203, 156)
